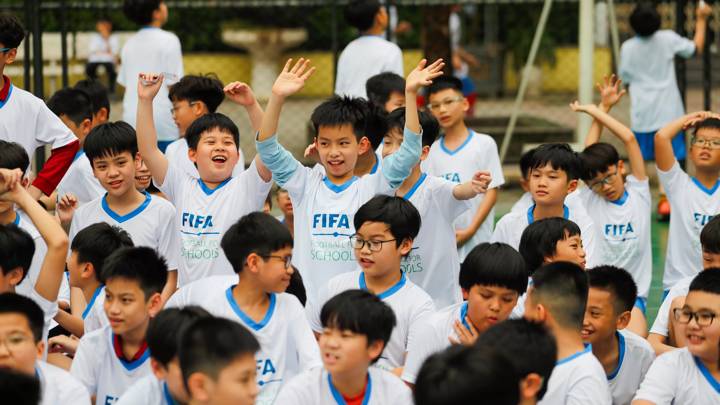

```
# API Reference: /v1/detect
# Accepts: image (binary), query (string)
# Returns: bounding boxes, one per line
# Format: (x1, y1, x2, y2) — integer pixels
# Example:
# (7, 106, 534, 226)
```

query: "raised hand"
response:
(697, 1, 712, 19)
(137, 72, 164, 101)
(0, 168, 23, 195)
(470, 171, 492, 194)
(569, 100, 597, 113)
(406, 58, 445, 94)
(271, 58, 316, 99)
(224, 82, 257, 106)
(56, 193, 78, 225)
(597, 74, 626, 110)
(683, 111, 715, 130)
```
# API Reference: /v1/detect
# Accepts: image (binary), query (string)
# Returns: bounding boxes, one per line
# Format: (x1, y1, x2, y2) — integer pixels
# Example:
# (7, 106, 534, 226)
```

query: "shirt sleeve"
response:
(401, 318, 443, 384)
(304, 284, 326, 333)
(388, 45, 404, 77)
(255, 134, 302, 187)
(290, 297, 323, 371)
(580, 217, 600, 269)
(669, 30, 696, 59)
(618, 43, 633, 84)
(165, 34, 184, 78)
(70, 337, 99, 397)
(273, 372, 316, 405)
(626, 175, 652, 207)
(155, 161, 186, 203)
(157, 201, 180, 271)
(236, 159, 273, 214)
(656, 161, 689, 207)
(490, 215, 511, 244)
(649, 289, 677, 336)
(565, 373, 613, 405)
(482, 138, 505, 189)
(632, 351, 679, 403)
(406, 294, 436, 360)
(381, 127, 422, 188)
(32, 140, 79, 196)
(434, 179, 473, 222)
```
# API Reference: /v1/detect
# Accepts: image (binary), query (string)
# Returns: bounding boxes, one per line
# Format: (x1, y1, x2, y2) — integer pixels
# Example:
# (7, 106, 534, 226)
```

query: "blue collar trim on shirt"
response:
(370, 158, 379, 175)
(322, 176, 359, 194)
(0, 84, 13, 109)
(81, 286, 104, 320)
(402, 173, 427, 201)
(527, 204, 569, 224)
(440, 130, 474, 156)
(609, 190, 629, 206)
(694, 355, 720, 393)
(691, 177, 720, 196)
(12, 211, 19, 226)
(101, 191, 152, 223)
(225, 286, 276, 331)
(606, 332, 626, 380)
(73, 150, 85, 162)
(556, 344, 592, 366)
(163, 382, 178, 405)
(111, 333, 151, 371)
(197, 177, 232, 196)
(328, 372, 372, 405)
(359, 272, 406, 300)
(459, 301, 471, 331)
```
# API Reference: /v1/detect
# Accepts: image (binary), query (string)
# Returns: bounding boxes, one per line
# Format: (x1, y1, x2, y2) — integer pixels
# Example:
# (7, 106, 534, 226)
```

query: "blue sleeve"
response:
(381, 127, 422, 188)
(255, 134, 300, 186)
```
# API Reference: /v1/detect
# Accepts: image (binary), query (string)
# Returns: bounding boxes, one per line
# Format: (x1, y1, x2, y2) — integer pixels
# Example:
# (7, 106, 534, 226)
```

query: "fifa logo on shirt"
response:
(604, 222, 635, 238)
(104, 396, 118, 405)
(181, 212, 215, 229)
(312, 213, 350, 229)
(694, 213, 715, 227)
(441, 173, 461, 183)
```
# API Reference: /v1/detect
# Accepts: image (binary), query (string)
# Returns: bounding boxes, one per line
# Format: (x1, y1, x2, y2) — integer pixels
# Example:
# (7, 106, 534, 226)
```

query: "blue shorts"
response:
(633, 130, 687, 161)
(157, 140, 173, 153)
(634, 297, 647, 315)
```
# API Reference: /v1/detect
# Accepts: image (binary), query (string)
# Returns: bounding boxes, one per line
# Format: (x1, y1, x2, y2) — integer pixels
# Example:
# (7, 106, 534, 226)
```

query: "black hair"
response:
(84, 121, 138, 165)
(694, 118, 720, 137)
(147, 306, 212, 367)
(0, 225, 34, 283)
(519, 147, 537, 181)
(386, 107, 440, 148)
(414, 344, 520, 405)
(123, 0, 163, 26)
(459, 242, 528, 294)
(221, 212, 293, 274)
(587, 265, 638, 314)
(0, 293, 44, 343)
(264, 190, 273, 211)
(168, 75, 225, 113)
(320, 289, 396, 363)
(101, 246, 168, 300)
(74, 79, 111, 116)
(71, 223, 134, 284)
(184, 113, 239, 151)
(580, 142, 620, 182)
(630, 3, 661, 37)
(46, 88, 93, 127)
(179, 317, 260, 389)
(0, 368, 40, 405)
(286, 266, 306, 306)
(530, 262, 589, 330)
(519, 218, 582, 273)
(478, 319, 557, 400)
(353, 195, 421, 249)
(528, 143, 582, 181)
(311, 96, 388, 144)
(701, 216, 720, 254)
(689, 268, 720, 295)
(0, 14, 25, 49)
(345, 0, 382, 32)
(426, 75, 464, 99)
(0, 140, 30, 173)
(366, 72, 405, 110)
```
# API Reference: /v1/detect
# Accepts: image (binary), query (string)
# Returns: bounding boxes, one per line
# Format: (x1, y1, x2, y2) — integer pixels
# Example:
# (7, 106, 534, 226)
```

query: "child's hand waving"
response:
(406, 58, 445, 94)
(597, 74, 626, 110)
(137, 73, 164, 101)
(271, 58, 316, 99)
(224, 82, 257, 106)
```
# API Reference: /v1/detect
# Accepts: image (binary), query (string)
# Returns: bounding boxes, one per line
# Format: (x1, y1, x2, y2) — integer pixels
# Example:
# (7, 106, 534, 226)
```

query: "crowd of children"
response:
(0, 0, 719, 404)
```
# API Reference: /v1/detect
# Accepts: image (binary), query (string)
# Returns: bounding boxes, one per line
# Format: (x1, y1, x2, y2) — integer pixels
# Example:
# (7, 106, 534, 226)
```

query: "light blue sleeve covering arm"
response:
(381, 126, 422, 188)
(255, 133, 300, 186)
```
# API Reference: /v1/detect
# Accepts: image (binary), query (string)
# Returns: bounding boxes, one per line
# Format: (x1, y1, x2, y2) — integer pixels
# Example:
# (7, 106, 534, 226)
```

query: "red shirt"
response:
(0, 75, 11, 102)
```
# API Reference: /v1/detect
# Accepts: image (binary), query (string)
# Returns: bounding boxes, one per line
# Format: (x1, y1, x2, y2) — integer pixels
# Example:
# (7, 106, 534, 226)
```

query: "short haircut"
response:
(366, 72, 405, 109)
(519, 147, 537, 180)
(694, 118, 720, 137)
(0, 140, 30, 173)
(221, 212, 293, 274)
(345, 0, 381, 32)
(353, 195, 421, 248)
(528, 143, 582, 181)
(630, 3, 661, 37)
(579, 142, 620, 181)
(101, 247, 168, 300)
(311, 96, 388, 143)
(0, 368, 40, 405)
(0, 293, 44, 343)
(426, 75, 463, 98)
(478, 319, 557, 400)
(84, 121, 138, 165)
(46, 88, 93, 127)
(689, 268, 720, 295)
(530, 262, 589, 330)
(147, 306, 212, 367)
(184, 113, 239, 151)
(179, 317, 260, 390)
(70, 223, 134, 283)
(414, 344, 520, 405)
(123, 0, 163, 26)
(701, 216, 720, 254)
(168, 75, 225, 113)
(386, 107, 440, 148)
(0, 225, 34, 283)
(0, 14, 25, 48)
(74, 79, 111, 115)
(587, 265, 638, 314)
(459, 242, 528, 294)
(519, 218, 582, 273)
(320, 290, 396, 362)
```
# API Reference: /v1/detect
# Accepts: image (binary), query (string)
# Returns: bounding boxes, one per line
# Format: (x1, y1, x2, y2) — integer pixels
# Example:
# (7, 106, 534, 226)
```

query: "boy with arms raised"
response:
(70, 246, 167, 405)
(524, 262, 612, 405)
(402, 242, 528, 385)
(583, 266, 655, 405)
(256, 58, 441, 302)
(275, 289, 412, 404)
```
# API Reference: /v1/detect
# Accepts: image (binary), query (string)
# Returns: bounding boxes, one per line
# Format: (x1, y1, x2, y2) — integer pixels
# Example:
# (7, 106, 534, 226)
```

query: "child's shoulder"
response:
(146, 193, 176, 212)
(619, 329, 655, 356)
(79, 325, 111, 349)
(368, 367, 413, 399)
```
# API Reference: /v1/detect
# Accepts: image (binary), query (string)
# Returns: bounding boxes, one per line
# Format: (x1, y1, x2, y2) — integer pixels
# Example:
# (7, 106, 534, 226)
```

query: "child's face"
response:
(427, 88, 467, 129)
(66, 251, 88, 288)
(202, 354, 258, 405)
(319, 327, 383, 376)
(703, 250, 720, 269)
(276, 191, 293, 217)
(689, 128, 720, 171)
(91, 151, 142, 198)
(188, 129, 240, 185)
(682, 290, 720, 361)
(465, 284, 519, 334)
(353, 221, 412, 279)
(59, 115, 92, 146)
(315, 125, 365, 181)
(529, 164, 577, 207)
(134, 157, 152, 192)
(155, 1, 169, 25)
(171, 99, 203, 137)
(546, 232, 586, 269)
(104, 277, 159, 336)
(0, 313, 42, 375)
(382, 128, 432, 164)
(581, 287, 624, 345)
(384, 91, 405, 113)
(161, 357, 190, 404)
(587, 162, 625, 202)
(254, 246, 294, 294)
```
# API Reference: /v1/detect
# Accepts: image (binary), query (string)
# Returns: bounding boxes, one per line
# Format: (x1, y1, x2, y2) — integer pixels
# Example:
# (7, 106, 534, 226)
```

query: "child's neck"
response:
(0, 208, 17, 225)
(105, 188, 146, 214)
(590, 332, 621, 376)
(363, 267, 402, 295)
(326, 171, 356, 186)
(81, 280, 103, 305)
(363, 25, 385, 37)
(532, 202, 565, 221)
(396, 165, 422, 197)
(443, 121, 469, 144)
(120, 321, 148, 356)
(148, 20, 163, 29)
(552, 327, 586, 361)
(354, 152, 377, 177)
(693, 167, 720, 190)
(232, 274, 271, 323)
(331, 367, 369, 399)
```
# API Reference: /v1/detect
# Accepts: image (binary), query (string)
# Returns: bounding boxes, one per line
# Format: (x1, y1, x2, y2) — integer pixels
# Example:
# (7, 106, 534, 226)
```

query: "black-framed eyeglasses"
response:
(261, 255, 293, 269)
(691, 136, 720, 150)
(673, 308, 716, 327)
(349, 235, 397, 252)
(589, 170, 618, 191)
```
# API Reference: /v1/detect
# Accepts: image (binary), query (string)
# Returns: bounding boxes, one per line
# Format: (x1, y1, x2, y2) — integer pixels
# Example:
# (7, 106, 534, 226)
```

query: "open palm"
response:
(406, 58, 445, 93)
(272, 58, 316, 98)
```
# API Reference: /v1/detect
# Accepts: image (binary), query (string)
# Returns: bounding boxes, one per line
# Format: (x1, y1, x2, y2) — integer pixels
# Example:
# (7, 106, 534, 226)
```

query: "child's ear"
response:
(187, 147, 198, 164)
(5, 48, 16, 64)
(187, 373, 212, 402)
(617, 160, 626, 176)
(245, 253, 261, 274)
(461, 96, 470, 113)
(134, 152, 143, 170)
(358, 137, 371, 155)
(519, 373, 544, 401)
(147, 292, 164, 317)
(398, 238, 413, 256)
(6, 267, 24, 287)
(420, 145, 430, 161)
(461, 288, 469, 300)
(367, 339, 385, 363)
(192, 101, 207, 117)
(96, 108, 109, 124)
(616, 310, 632, 330)
(20, 177, 29, 189)
(567, 179, 579, 193)
(81, 119, 93, 137)
(150, 358, 169, 380)
(80, 262, 95, 280)
(35, 340, 45, 361)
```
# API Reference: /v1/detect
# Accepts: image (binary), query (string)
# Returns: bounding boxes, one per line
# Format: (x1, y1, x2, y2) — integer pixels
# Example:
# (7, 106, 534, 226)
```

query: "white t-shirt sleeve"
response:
(273, 370, 317, 405)
(387, 45, 404, 76)
(657, 161, 688, 206)
(435, 179, 473, 222)
(305, 283, 328, 333)
(165, 34, 184, 78)
(565, 375, 613, 405)
(290, 298, 322, 371)
(35, 102, 77, 149)
(650, 286, 683, 336)
(632, 351, 680, 403)
(70, 337, 99, 396)
(156, 201, 180, 271)
(276, 164, 314, 209)
(668, 30, 696, 59)
(406, 296, 436, 364)
(490, 214, 512, 244)
(155, 160, 187, 203)
(237, 159, 273, 213)
(401, 317, 443, 384)
(580, 217, 600, 269)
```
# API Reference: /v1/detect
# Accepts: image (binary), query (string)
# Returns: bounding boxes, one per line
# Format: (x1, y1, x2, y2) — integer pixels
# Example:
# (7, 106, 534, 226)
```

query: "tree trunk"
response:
(422, 5, 454, 76)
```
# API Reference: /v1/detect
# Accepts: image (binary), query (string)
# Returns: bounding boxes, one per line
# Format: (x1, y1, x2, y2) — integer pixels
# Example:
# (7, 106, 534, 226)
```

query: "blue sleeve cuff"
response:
(382, 127, 422, 188)
(255, 133, 299, 186)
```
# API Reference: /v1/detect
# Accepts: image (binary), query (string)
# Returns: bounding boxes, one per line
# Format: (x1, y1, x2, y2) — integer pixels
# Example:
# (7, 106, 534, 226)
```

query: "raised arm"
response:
(694, 2, 712, 55)
(259, 58, 315, 142)
(453, 171, 491, 200)
(584, 75, 627, 147)
(224, 82, 271, 181)
(405, 59, 444, 134)
(655, 111, 712, 171)
(136, 73, 170, 185)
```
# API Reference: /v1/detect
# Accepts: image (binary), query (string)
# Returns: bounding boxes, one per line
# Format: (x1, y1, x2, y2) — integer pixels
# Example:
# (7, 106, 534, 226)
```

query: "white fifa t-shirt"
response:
(82, 286, 108, 335)
(116, 374, 172, 405)
(538, 345, 612, 405)
(56, 152, 104, 206)
(37, 360, 91, 405)
(14, 210, 50, 301)
(164, 137, 245, 179)
(650, 275, 693, 337)
(334, 36, 403, 99)
(607, 330, 656, 405)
